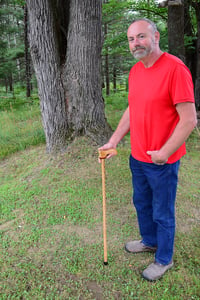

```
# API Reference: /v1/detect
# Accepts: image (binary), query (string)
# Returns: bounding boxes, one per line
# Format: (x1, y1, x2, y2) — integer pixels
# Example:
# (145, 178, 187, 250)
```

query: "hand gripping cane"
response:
(98, 149, 117, 265)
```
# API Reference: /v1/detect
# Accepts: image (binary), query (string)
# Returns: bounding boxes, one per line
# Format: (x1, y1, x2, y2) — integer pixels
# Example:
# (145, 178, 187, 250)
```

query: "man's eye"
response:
(139, 35, 145, 39)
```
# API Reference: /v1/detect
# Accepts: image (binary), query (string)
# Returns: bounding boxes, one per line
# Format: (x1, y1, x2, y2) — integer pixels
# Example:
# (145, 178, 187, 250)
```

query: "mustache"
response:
(132, 46, 146, 52)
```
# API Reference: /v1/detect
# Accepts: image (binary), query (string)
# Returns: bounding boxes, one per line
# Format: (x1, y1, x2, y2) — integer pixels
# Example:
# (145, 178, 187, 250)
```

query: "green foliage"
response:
(184, 35, 197, 52)
(102, 0, 168, 93)
(0, 1, 25, 86)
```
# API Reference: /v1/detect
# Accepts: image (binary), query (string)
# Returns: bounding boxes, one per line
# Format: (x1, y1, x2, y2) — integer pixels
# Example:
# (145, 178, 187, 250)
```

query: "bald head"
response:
(127, 19, 161, 64)
(130, 18, 158, 33)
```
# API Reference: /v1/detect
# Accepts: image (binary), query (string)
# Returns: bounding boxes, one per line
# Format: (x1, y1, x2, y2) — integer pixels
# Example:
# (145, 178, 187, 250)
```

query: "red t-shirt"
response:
(128, 52, 195, 164)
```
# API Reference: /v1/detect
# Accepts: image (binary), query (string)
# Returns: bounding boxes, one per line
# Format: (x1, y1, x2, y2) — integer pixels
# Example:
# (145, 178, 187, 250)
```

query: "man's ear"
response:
(155, 31, 160, 44)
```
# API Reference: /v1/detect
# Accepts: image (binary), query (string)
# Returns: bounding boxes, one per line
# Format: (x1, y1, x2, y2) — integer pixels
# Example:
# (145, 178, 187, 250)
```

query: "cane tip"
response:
(104, 261, 108, 265)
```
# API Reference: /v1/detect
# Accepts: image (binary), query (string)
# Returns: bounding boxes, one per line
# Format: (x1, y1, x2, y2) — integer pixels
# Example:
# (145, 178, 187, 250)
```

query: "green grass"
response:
(104, 91, 128, 130)
(0, 90, 45, 159)
(0, 90, 200, 299)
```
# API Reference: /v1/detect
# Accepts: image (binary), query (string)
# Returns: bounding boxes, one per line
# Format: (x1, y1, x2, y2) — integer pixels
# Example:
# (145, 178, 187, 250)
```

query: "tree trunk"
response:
(113, 57, 117, 93)
(5, 78, 8, 93)
(192, 1, 200, 110)
(103, 0, 110, 96)
(105, 52, 110, 96)
(26, 0, 112, 153)
(104, 22, 110, 96)
(168, 0, 185, 62)
(184, 0, 196, 81)
(27, 0, 68, 153)
(24, 4, 31, 98)
(63, 0, 112, 144)
(9, 74, 13, 92)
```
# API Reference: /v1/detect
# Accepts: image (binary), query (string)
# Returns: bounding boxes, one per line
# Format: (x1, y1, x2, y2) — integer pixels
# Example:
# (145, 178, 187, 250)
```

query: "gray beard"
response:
(132, 49, 148, 60)
(131, 42, 155, 60)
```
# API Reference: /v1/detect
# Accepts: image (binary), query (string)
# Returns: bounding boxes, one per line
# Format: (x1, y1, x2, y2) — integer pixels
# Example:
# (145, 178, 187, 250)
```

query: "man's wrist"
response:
(158, 149, 169, 162)
(108, 139, 117, 149)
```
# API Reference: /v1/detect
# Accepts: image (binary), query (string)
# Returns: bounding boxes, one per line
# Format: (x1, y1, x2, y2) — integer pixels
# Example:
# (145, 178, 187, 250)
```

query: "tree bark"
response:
(24, 4, 31, 98)
(63, 0, 112, 144)
(26, 0, 112, 153)
(113, 56, 117, 93)
(113, 66, 117, 93)
(27, 0, 68, 153)
(168, 0, 185, 62)
(104, 22, 110, 96)
(192, 1, 200, 109)
(184, 0, 196, 80)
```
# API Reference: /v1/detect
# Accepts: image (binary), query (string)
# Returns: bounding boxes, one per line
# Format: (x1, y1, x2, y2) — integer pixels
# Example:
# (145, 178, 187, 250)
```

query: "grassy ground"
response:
(0, 88, 45, 159)
(0, 91, 200, 299)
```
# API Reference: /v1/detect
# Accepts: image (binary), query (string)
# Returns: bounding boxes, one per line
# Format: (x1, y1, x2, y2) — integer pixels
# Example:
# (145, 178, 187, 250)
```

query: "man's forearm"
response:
(160, 103, 197, 159)
(159, 119, 196, 159)
(147, 102, 197, 164)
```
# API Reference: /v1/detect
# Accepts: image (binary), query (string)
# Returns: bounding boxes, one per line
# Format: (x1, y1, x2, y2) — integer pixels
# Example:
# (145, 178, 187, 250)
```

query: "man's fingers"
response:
(98, 148, 117, 163)
(147, 150, 158, 155)
(98, 149, 117, 159)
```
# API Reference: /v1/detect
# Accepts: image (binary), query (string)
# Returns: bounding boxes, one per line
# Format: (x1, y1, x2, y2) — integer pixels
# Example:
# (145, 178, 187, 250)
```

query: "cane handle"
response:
(98, 148, 117, 159)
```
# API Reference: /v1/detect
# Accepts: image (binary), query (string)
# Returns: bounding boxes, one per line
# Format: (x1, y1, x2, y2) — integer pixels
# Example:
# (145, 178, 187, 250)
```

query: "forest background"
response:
(0, 0, 200, 299)
(1, 0, 200, 114)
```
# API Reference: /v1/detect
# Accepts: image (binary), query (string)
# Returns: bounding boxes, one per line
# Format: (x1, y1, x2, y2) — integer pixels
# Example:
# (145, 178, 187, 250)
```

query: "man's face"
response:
(127, 21, 158, 60)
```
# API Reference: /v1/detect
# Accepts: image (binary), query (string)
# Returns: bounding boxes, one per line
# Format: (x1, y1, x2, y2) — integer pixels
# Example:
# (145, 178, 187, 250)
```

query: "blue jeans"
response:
(129, 155, 180, 265)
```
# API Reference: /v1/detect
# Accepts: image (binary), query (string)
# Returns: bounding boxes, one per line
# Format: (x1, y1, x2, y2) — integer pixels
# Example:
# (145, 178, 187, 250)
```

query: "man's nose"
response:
(133, 38, 140, 46)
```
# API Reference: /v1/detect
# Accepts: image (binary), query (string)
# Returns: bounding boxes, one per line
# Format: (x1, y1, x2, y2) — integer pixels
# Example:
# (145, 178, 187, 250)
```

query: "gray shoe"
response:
(125, 240, 157, 253)
(142, 261, 174, 281)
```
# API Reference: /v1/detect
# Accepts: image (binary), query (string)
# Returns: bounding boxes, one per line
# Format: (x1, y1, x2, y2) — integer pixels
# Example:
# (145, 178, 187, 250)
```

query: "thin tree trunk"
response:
(105, 52, 110, 96)
(113, 60, 117, 93)
(193, 2, 200, 109)
(168, 0, 185, 62)
(9, 74, 13, 92)
(104, 22, 110, 96)
(103, 0, 110, 96)
(5, 78, 8, 93)
(24, 4, 31, 98)
(184, 0, 196, 81)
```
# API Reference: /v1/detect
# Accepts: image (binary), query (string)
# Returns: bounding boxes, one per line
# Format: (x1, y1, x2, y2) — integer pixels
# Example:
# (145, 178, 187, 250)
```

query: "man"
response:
(99, 18, 197, 281)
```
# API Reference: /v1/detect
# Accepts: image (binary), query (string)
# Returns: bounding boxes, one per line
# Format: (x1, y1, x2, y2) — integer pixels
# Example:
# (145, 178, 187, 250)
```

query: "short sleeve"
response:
(169, 64, 195, 105)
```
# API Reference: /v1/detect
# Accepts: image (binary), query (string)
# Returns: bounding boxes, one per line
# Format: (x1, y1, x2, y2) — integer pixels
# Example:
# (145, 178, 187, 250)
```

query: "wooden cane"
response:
(101, 158, 108, 265)
(98, 148, 117, 265)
